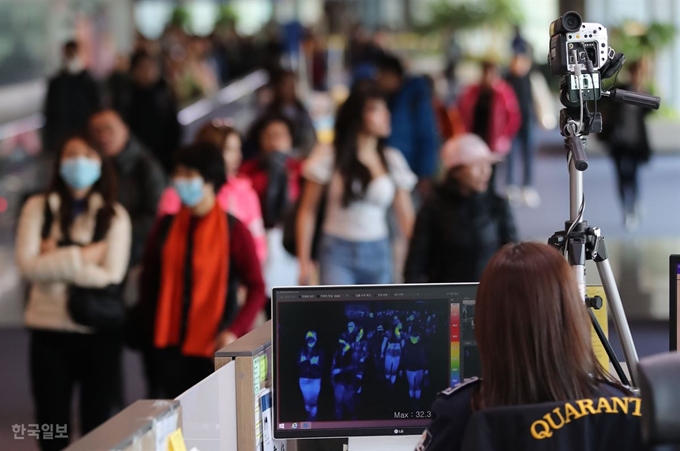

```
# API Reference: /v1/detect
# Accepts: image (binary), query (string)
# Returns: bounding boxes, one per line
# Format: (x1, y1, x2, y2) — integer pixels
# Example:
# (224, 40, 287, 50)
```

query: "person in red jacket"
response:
(240, 113, 302, 298)
(131, 143, 266, 399)
(457, 60, 521, 189)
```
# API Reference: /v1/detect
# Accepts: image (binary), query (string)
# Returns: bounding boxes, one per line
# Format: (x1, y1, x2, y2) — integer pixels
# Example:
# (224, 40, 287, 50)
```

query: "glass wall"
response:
(231, 0, 274, 35)
(374, 0, 559, 61)
(135, 0, 175, 39)
(0, 0, 133, 87)
(0, 1, 49, 86)
(517, 0, 559, 61)
(272, 0, 324, 27)
(135, 0, 276, 39)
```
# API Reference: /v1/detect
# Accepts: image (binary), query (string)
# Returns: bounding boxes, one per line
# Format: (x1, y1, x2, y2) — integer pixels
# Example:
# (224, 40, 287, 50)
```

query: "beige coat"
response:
(16, 192, 131, 332)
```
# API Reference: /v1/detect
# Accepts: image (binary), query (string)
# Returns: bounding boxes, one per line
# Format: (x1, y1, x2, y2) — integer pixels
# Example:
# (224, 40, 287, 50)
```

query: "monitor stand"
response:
(347, 435, 421, 451)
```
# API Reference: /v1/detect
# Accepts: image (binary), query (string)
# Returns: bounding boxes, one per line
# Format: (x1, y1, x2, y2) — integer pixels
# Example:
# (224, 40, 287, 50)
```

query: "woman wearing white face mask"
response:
(15, 135, 131, 451)
(129, 142, 266, 399)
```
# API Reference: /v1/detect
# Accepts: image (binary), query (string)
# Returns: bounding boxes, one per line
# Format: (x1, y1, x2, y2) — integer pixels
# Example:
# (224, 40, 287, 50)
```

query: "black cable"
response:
(589, 308, 631, 387)
(581, 44, 598, 130)
(605, 64, 624, 90)
(572, 42, 599, 131)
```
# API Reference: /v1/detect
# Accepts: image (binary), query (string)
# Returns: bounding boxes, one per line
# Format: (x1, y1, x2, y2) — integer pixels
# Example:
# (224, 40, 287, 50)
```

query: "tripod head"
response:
(558, 84, 660, 172)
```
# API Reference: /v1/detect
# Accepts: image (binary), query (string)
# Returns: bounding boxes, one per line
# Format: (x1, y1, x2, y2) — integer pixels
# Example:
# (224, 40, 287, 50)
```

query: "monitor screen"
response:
(671, 256, 680, 351)
(272, 284, 479, 439)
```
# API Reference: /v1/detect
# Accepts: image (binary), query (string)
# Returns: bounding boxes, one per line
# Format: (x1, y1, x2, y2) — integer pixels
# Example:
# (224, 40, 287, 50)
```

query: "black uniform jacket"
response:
(417, 379, 640, 451)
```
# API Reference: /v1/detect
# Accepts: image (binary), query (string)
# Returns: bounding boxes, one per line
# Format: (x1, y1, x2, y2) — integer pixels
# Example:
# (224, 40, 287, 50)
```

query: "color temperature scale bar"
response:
(450, 303, 460, 386)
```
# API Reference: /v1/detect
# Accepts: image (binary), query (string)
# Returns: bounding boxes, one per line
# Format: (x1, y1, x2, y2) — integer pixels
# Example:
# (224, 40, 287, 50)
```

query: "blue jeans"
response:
(319, 235, 393, 285)
(299, 377, 321, 420)
(506, 124, 535, 187)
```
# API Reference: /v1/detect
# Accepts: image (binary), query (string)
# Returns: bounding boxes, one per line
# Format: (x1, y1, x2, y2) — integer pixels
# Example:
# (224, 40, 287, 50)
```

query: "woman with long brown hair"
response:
(16, 134, 131, 451)
(296, 85, 416, 285)
(419, 242, 630, 451)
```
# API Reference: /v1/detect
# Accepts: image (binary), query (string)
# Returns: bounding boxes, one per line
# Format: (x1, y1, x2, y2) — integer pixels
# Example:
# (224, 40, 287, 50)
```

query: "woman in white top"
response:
(16, 134, 131, 451)
(296, 85, 416, 285)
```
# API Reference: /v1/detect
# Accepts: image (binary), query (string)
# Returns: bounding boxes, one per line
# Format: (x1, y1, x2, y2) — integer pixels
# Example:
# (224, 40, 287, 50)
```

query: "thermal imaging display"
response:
(273, 284, 478, 438)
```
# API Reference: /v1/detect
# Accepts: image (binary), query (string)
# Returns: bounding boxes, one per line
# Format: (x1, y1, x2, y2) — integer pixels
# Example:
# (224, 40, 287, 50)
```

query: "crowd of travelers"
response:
(15, 21, 652, 450)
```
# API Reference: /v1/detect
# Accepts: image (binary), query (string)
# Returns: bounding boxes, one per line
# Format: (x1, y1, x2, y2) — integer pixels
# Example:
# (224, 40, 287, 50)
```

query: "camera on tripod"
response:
(547, 11, 661, 171)
(549, 11, 612, 76)
(546, 12, 662, 388)
(549, 11, 620, 107)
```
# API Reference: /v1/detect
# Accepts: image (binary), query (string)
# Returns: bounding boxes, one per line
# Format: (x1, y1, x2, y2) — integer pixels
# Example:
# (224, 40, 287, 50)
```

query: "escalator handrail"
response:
(178, 69, 268, 126)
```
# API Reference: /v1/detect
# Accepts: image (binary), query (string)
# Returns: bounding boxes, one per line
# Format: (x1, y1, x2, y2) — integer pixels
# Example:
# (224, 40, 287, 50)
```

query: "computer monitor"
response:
(272, 283, 479, 441)
(670, 255, 680, 351)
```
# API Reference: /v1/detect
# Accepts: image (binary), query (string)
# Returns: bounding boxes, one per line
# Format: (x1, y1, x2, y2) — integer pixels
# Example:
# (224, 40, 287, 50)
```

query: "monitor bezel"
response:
(271, 283, 478, 440)
(670, 255, 679, 351)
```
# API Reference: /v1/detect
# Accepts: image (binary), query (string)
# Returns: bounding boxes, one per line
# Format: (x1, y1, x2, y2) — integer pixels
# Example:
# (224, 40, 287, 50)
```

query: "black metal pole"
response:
(589, 308, 630, 387)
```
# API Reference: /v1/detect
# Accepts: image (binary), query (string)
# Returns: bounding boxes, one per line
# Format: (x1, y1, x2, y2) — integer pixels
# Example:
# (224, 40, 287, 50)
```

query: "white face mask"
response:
(65, 57, 84, 74)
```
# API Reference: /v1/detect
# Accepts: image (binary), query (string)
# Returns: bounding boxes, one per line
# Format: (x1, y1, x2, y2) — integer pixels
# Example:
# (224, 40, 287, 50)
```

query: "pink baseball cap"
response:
(440, 134, 503, 170)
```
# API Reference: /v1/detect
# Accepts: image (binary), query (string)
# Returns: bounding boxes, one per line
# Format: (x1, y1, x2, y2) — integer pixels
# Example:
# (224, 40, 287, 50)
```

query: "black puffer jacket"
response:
(404, 179, 517, 283)
(43, 70, 101, 153)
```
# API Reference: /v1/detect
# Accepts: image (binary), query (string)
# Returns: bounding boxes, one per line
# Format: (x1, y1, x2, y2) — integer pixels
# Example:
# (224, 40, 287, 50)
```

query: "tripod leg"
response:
(568, 159, 587, 298)
(595, 257, 640, 387)
(567, 235, 587, 299)
(588, 309, 630, 386)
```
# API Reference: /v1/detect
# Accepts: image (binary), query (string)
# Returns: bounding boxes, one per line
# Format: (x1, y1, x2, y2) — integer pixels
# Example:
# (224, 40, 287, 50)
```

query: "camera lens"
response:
(562, 11, 583, 32)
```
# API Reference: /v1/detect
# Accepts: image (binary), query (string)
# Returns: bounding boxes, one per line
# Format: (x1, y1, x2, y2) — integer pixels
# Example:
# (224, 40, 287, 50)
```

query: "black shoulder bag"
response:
(282, 178, 328, 260)
(42, 200, 125, 330)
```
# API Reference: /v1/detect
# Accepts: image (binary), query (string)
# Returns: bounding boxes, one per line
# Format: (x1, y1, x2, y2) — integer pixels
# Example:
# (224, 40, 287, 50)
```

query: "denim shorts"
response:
(318, 235, 392, 285)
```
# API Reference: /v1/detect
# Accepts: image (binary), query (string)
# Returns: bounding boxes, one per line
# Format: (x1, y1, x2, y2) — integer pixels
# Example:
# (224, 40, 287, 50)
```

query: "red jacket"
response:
(131, 214, 266, 350)
(457, 81, 522, 155)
